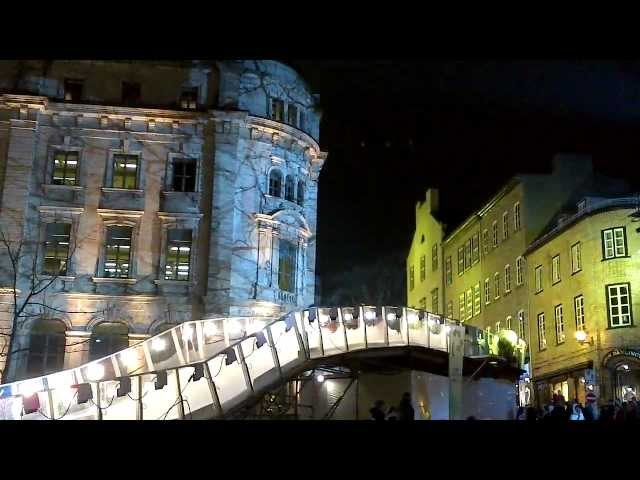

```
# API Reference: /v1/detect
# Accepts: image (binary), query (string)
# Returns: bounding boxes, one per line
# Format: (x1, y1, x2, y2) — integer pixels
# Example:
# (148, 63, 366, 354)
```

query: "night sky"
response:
(289, 61, 640, 302)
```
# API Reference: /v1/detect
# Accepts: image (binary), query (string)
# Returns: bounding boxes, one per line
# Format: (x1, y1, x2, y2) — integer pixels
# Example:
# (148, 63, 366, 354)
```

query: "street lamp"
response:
(575, 330, 594, 345)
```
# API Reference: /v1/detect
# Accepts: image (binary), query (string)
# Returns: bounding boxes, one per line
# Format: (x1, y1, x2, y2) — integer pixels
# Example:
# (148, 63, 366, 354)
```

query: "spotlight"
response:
(76, 383, 93, 404)
(192, 364, 204, 382)
(316, 373, 325, 383)
(386, 312, 396, 322)
(255, 331, 267, 348)
(575, 330, 587, 342)
(155, 371, 167, 390)
(407, 312, 419, 325)
(87, 363, 105, 381)
(151, 338, 166, 352)
(116, 377, 131, 397)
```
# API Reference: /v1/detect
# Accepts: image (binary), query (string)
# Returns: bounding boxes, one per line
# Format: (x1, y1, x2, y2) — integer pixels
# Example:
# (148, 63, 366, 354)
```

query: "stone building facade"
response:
(407, 154, 631, 405)
(0, 60, 326, 382)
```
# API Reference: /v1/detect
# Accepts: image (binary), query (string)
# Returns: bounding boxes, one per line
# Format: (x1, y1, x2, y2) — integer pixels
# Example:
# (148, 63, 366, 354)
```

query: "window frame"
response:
(552, 255, 561, 285)
(502, 211, 509, 241)
(431, 288, 439, 314)
(535, 265, 543, 293)
(179, 86, 199, 110)
(464, 239, 471, 271)
(445, 256, 452, 285)
(571, 241, 582, 274)
(420, 254, 426, 282)
(102, 224, 134, 279)
(268, 168, 283, 198)
(554, 304, 565, 344)
(504, 264, 511, 294)
(51, 150, 80, 187)
(166, 154, 199, 193)
(602, 227, 628, 260)
(506, 315, 512, 331)
(163, 229, 193, 281)
(606, 282, 633, 328)
(517, 310, 525, 340)
(513, 202, 521, 232)
(471, 233, 480, 265)
(459, 292, 465, 321)
(492, 221, 498, 247)
(574, 294, 585, 332)
(537, 312, 547, 351)
(516, 256, 524, 286)
(466, 288, 473, 321)
(270, 98, 285, 122)
(432, 243, 438, 271)
(473, 283, 481, 317)
(409, 265, 415, 291)
(494, 272, 500, 299)
(278, 239, 298, 294)
(42, 222, 72, 277)
(484, 278, 491, 305)
(482, 229, 489, 255)
(26, 318, 67, 377)
(457, 246, 464, 276)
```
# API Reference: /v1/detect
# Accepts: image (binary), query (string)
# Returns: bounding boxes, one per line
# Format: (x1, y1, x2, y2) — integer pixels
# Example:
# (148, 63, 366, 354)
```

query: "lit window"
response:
(502, 212, 509, 241)
(552, 255, 560, 284)
(574, 295, 585, 331)
(297, 180, 305, 206)
(445, 256, 452, 285)
(457, 246, 464, 276)
(459, 292, 465, 321)
(165, 229, 192, 281)
(171, 158, 197, 192)
(285, 175, 295, 202)
(420, 255, 426, 281)
(506, 316, 512, 331)
(513, 202, 521, 232)
(492, 221, 498, 247)
(270, 98, 285, 122)
(27, 319, 66, 376)
(431, 288, 439, 314)
(602, 227, 627, 259)
(517, 310, 526, 340)
(432, 243, 438, 271)
(180, 87, 198, 110)
(504, 264, 511, 293)
(494, 272, 500, 299)
(495, 321, 501, 332)
(112, 154, 139, 189)
(278, 240, 297, 293)
(571, 242, 582, 273)
(484, 278, 491, 305)
(464, 239, 471, 270)
(43, 223, 71, 276)
(90, 322, 129, 361)
(471, 233, 479, 264)
(482, 229, 489, 255)
(535, 265, 543, 293)
(555, 304, 565, 344)
(538, 313, 547, 350)
(466, 288, 473, 321)
(64, 78, 84, 102)
(52, 151, 79, 186)
(269, 170, 282, 197)
(607, 283, 632, 328)
(409, 266, 414, 291)
(473, 283, 481, 316)
(104, 226, 133, 278)
(516, 256, 524, 286)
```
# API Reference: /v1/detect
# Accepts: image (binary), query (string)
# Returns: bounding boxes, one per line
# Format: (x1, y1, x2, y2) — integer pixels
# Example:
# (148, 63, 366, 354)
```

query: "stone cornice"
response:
(247, 115, 320, 151)
(96, 208, 144, 218)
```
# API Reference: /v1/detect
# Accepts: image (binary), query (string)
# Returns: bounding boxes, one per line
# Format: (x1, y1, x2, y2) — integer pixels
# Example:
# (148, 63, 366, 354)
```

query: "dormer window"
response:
(180, 87, 198, 110)
(64, 79, 83, 102)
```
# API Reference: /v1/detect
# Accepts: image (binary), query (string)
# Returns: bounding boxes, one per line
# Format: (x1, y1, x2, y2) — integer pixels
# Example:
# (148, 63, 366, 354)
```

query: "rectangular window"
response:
(518, 310, 525, 340)
(457, 246, 464, 275)
(180, 87, 198, 110)
(270, 98, 285, 122)
(104, 226, 133, 278)
(552, 255, 560, 284)
(473, 283, 481, 317)
(484, 278, 491, 305)
(287, 103, 298, 127)
(43, 223, 71, 276)
(602, 227, 627, 259)
(278, 240, 297, 293)
(555, 304, 565, 344)
(459, 292, 465, 321)
(571, 242, 582, 273)
(482, 229, 489, 255)
(494, 272, 500, 299)
(492, 221, 498, 247)
(504, 264, 511, 293)
(464, 239, 471, 270)
(466, 288, 473, 321)
(447, 301, 453, 319)
(171, 157, 197, 192)
(164, 229, 192, 281)
(419, 297, 426, 310)
(64, 79, 83, 102)
(607, 283, 632, 328)
(513, 202, 521, 232)
(52, 151, 79, 186)
(495, 321, 501, 332)
(445, 256, 452, 285)
(409, 266, 414, 291)
(574, 295, 585, 331)
(471, 233, 479, 264)
(538, 313, 547, 350)
(516, 256, 524, 286)
(432, 243, 438, 271)
(506, 316, 512, 331)
(420, 255, 426, 281)
(122, 81, 141, 106)
(535, 265, 543, 293)
(431, 289, 439, 314)
(502, 212, 509, 241)
(112, 154, 139, 189)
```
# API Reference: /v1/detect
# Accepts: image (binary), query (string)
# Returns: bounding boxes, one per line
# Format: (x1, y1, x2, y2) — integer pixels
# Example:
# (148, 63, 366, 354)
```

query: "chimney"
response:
(426, 188, 439, 214)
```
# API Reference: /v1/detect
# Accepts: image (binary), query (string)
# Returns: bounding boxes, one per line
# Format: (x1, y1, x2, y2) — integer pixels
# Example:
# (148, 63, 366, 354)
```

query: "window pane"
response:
(165, 229, 192, 281)
(104, 226, 132, 278)
(278, 240, 297, 293)
(43, 223, 71, 276)
(113, 154, 138, 189)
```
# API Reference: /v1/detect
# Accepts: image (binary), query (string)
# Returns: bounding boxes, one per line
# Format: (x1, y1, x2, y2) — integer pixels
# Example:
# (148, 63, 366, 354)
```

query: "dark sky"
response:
(288, 61, 640, 293)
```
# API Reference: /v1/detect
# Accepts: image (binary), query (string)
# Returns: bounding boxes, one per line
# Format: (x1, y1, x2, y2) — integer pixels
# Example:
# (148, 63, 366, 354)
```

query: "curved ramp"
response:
(0, 306, 525, 420)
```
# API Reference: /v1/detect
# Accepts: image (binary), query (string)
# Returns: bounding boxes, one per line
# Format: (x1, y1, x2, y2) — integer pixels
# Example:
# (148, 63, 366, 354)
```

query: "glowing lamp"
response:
(87, 363, 105, 382)
(407, 313, 419, 325)
(343, 313, 353, 322)
(501, 329, 518, 346)
(182, 325, 194, 342)
(121, 349, 138, 368)
(316, 374, 325, 383)
(227, 319, 244, 337)
(364, 311, 376, 321)
(151, 338, 166, 352)
(386, 312, 396, 322)
(444, 325, 451, 335)
(203, 322, 219, 337)
(575, 330, 587, 343)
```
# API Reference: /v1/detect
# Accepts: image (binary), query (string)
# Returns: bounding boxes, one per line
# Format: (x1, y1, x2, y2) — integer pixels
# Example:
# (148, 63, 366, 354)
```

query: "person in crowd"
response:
(398, 392, 415, 421)
(525, 406, 538, 422)
(370, 400, 386, 421)
(515, 406, 525, 420)
(582, 401, 595, 421)
(569, 402, 585, 420)
(386, 406, 398, 421)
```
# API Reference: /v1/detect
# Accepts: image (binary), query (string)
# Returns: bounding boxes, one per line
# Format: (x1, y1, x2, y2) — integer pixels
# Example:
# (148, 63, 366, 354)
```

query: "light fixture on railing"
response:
(76, 383, 93, 404)
(192, 364, 204, 382)
(87, 363, 105, 382)
(255, 331, 267, 348)
(116, 377, 131, 397)
(316, 373, 325, 383)
(227, 319, 244, 337)
(407, 312, 419, 326)
(444, 325, 451, 335)
(343, 312, 353, 322)
(151, 337, 166, 352)
(386, 312, 396, 322)
(155, 371, 167, 390)
(203, 322, 219, 337)
(364, 310, 376, 322)
(225, 348, 238, 365)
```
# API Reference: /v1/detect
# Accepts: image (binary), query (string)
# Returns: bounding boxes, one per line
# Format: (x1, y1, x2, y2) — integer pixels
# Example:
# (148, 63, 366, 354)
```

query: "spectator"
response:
(370, 400, 386, 421)
(398, 392, 415, 421)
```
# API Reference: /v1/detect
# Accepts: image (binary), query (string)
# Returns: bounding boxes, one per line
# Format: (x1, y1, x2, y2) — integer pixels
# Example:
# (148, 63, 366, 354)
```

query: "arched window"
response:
(90, 322, 129, 360)
(27, 319, 66, 377)
(285, 175, 295, 202)
(268, 170, 282, 197)
(297, 180, 305, 206)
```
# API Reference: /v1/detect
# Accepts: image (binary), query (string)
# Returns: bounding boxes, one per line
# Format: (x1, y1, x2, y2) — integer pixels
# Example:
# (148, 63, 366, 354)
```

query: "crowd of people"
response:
(369, 392, 415, 421)
(516, 391, 640, 422)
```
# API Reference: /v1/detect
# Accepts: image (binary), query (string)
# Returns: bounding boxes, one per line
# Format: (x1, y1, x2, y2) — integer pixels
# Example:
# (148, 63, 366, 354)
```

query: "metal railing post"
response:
(203, 361, 223, 418)
(266, 325, 283, 381)
(382, 306, 389, 346)
(339, 308, 349, 352)
(361, 307, 368, 349)
(174, 369, 185, 420)
(236, 345, 254, 395)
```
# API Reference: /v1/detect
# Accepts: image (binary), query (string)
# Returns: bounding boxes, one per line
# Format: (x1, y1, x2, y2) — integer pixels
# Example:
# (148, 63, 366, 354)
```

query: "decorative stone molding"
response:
(91, 277, 138, 285)
(96, 209, 144, 219)
(124, 118, 132, 129)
